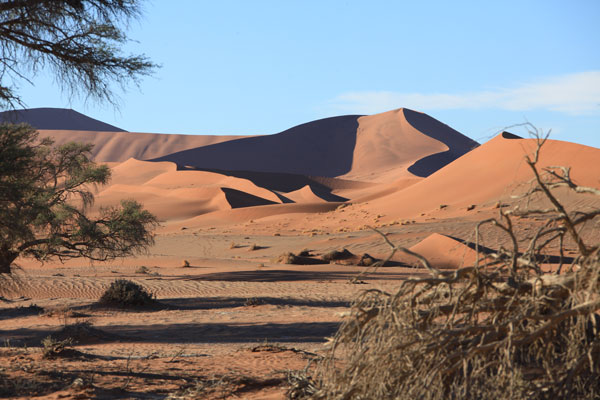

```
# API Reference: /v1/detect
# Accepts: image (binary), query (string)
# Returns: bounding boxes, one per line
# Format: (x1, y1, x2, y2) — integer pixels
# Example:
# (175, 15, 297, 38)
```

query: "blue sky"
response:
(17, 0, 600, 147)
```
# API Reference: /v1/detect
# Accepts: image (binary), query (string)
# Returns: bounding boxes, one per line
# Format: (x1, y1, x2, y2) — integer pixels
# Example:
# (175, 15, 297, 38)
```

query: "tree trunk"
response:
(0, 249, 18, 274)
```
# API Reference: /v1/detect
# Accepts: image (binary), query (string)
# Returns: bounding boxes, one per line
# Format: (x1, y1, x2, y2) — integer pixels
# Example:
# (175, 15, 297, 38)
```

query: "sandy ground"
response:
(3, 208, 596, 399)
(1, 224, 432, 399)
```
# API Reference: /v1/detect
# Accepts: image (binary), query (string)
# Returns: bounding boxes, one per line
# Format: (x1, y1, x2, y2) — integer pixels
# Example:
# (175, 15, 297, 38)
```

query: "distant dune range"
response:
(7, 107, 600, 270)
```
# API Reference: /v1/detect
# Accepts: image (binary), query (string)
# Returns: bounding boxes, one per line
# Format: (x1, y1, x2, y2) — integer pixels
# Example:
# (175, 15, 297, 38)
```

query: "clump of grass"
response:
(181, 259, 190, 268)
(41, 336, 77, 359)
(248, 243, 259, 251)
(135, 265, 150, 274)
(230, 242, 238, 249)
(98, 279, 156, 308)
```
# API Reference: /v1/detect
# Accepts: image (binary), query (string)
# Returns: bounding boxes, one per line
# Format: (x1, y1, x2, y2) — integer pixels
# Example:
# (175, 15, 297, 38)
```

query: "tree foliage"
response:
(0, 0, 157, 108)
(0, 123, 157, 273)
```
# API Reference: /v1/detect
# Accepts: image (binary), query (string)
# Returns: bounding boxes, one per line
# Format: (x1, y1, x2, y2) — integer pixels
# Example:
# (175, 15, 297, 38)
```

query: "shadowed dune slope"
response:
(404, 108, 480, 177)
(364, 133, 600, 219)
(27, 108, 478, 186)
(0, 107, 126, 131)
(151, 115, 362, 177)
(343, 108, 479, 182)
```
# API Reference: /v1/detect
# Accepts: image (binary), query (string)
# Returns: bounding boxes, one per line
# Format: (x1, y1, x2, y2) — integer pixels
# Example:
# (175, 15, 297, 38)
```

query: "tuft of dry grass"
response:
(136, 265, 150, 274)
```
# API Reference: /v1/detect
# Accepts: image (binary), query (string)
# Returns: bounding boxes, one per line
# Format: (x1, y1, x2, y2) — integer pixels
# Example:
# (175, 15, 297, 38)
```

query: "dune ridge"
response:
(362, 133, 600, 220)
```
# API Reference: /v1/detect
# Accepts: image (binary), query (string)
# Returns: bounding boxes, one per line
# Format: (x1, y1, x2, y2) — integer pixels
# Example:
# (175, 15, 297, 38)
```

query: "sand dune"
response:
(402, 233, 485, 269)
(36, 129, 245, 162)
(94, 184, 232, 220)
(110, 158, 176, 185)
(94, 159, 287, 220)
(284, 185, 333, 203)
(363, 134, 600, 220)
(0, 107, 126, 131)
(342, 108, 479, 182)
(151, 109, 477, 182)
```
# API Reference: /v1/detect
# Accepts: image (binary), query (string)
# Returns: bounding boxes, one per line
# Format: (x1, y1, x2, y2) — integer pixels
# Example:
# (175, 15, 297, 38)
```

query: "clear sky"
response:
(16, 0, 600, 147)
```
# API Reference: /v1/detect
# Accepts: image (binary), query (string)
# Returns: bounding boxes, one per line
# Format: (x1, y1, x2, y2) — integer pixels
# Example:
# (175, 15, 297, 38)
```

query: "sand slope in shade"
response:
(151, 115, 362, 177)
(363, 134, 600, 220)
(403, 233, 485, 269)
(0, 107, 126, 131)
(36, 129, 245, 162)
(151, 109, 478, 183)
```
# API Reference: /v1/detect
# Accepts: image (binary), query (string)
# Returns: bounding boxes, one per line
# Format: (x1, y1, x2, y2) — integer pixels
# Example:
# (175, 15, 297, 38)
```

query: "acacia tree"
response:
(0, 1, 158, 273)
(0, 123, 157, 273)
(0, 0, 156, 107)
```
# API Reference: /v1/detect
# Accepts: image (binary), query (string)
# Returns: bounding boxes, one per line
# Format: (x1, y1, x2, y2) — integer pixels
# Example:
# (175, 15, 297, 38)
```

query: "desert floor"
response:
(0, 210, 505, 399)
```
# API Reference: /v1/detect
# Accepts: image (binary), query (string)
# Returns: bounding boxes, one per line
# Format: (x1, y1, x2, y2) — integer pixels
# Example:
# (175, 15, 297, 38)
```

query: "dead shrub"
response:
(98, 279, 156, 308)
(135, 265, 150, 274)
(275, 252, 328, 265)
(322, 249, 354, 262)
(308, 132, 600, 399)
(41, 336, 79, 359)
(357, 253, 377, 266)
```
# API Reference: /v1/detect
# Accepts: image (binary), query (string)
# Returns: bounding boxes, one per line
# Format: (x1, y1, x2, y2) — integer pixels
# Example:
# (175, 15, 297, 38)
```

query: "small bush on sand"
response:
(98, 279, 155, 307)
(276, 252, 301, 265)
(41, 336, 76, 359)
(298, 249, 313, 257)
(181, 259, 190, 268)
(357, 253, 377, 266)
(307, 135, 600, 399)
(136, 265, 150, 274)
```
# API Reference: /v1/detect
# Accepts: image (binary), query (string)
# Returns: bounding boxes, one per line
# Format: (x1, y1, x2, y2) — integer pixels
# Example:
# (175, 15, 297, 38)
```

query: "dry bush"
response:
(275, 252, 328, 265)
(357, 253, 377, 266)
(98, 279, 156, 308)
(322, 249, 354, 262)
(308, 134, 600, 399)
(136, 265, 150, 274)
(41, 336, 78, 359)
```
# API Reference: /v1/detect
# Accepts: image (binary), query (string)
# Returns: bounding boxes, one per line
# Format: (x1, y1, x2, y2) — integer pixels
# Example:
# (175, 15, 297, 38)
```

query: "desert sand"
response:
(1, 107, 599, 398)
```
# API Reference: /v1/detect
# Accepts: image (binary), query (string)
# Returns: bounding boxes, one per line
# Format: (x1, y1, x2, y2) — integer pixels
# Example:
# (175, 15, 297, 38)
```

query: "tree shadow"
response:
(2, 321, 341, 346)
(0, 304, 43, 321)
(179, 268, 414, 282)
(160, 296, 350, 310)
